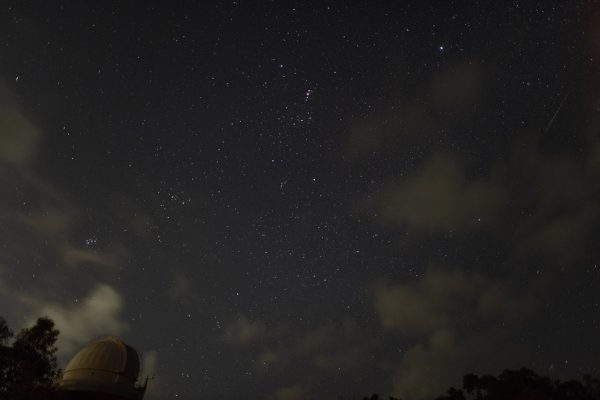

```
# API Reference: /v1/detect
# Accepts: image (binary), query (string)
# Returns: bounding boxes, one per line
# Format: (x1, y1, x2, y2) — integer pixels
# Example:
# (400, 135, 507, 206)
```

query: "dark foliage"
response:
(434, 368, 600, 400)
(361, 395, 402, 400)
(0, 316, 61, 400)
(356, 368, 600, 400)
(2, 316, 600, 400)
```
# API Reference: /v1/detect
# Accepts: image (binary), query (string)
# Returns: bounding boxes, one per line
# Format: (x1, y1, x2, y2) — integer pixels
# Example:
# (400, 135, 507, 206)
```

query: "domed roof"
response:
(64, 336, 140, 381)
(59, 336, 146, 400)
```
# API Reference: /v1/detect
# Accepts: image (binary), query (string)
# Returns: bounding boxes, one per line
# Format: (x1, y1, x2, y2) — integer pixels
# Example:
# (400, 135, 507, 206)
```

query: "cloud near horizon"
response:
(0, 84, 133, 363)
(37, 284, 129, 357)
(372, 268, 536, 399)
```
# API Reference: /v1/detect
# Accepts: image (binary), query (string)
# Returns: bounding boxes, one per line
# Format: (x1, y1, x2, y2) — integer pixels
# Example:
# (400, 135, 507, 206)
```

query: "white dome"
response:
(59, 336, 146, 400)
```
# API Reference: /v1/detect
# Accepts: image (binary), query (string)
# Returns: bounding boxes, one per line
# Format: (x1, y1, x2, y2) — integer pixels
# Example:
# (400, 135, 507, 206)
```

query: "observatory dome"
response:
(59, 336, 146, 400)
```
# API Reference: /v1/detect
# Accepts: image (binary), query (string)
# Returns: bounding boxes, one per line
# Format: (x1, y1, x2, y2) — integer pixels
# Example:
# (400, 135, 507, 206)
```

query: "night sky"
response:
(1, 1, 600, 399)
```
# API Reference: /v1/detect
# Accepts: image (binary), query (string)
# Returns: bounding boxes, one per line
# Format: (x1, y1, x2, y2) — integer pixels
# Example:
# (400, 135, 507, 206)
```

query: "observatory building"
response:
(58, 336, 148, 400)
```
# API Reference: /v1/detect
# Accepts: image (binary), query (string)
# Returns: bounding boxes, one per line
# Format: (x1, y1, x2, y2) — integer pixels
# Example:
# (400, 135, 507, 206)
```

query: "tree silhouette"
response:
(0, 316, 61, 400)
(437, 387, 466, 400)
(2, 315, 600, 400)
(436, 367, 600, 400)
(356, 368, 600, 400)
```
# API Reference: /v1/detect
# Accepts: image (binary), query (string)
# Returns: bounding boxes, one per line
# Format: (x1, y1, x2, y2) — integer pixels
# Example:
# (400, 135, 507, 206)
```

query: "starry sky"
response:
(1, 1, 600, 399)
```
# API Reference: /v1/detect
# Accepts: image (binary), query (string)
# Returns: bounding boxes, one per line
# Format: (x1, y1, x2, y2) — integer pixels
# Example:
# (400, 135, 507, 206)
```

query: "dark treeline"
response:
(2, 316, 600, 400)
(356, 368, 600, 400)
(0, 316, 60, 400)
